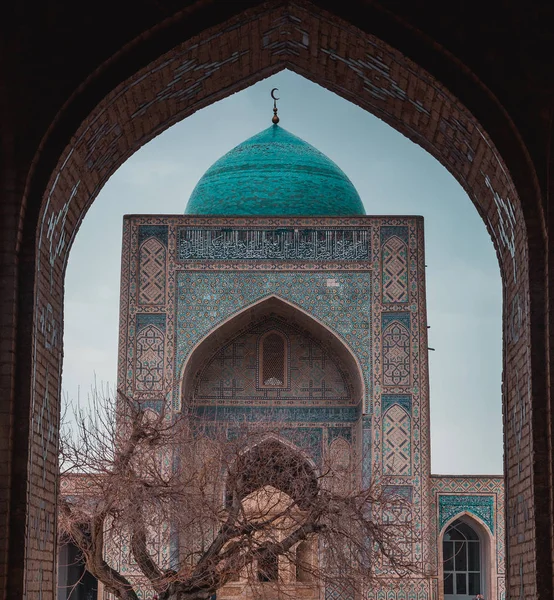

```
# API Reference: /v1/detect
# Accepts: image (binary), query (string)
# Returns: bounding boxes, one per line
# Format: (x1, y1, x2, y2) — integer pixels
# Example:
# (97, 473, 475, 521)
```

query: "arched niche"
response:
(439, 513, 495, 600)
(179, 295, 365, 409)
(227, 437, 318, 511)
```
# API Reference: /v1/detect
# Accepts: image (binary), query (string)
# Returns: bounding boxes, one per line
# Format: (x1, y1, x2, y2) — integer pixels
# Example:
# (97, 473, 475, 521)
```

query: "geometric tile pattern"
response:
(138, 224, 168, 247)
(438, 494, 495, 534)
(380, 225, 409, 246)
(328, 436, 351, 471)
(366, 580, 431, 600)
(325, 582, 355, 600)
(139, 237, 166, 305)
(382, 395, 412, 414)
(382, 320, 411, 386)
(362, 416, 372, 487)
(192, 405, 359, 423)
(382, 235, 408, 303)
(328, 427, 353, 445)
(383, 485, 414, 502)
(195, 318, 351, 403)
(431, 475, 505, 581)
(135, 323, 165, 391)
(382, 404, 411, 475)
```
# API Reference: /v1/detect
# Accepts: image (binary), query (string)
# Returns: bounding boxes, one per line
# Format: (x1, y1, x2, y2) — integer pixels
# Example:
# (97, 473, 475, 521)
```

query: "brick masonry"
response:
(0, 1, 551, 600)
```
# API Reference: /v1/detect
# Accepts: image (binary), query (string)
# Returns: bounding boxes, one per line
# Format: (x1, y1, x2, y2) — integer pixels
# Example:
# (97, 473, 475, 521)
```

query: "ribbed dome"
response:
(185, 125, 365, 216)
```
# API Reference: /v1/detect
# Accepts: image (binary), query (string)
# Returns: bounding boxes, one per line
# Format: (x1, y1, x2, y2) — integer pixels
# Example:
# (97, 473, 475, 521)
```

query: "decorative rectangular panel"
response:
(135, 314, 166, 391)
(438, 495, 495, 533)
(177, 228, 370, 261)
(382, 313, 411, 386)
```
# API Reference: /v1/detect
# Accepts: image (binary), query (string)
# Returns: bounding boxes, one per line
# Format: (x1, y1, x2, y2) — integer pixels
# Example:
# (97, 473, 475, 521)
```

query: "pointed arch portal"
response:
(180, 295, 364, 408)
(2, 1, 550, 599)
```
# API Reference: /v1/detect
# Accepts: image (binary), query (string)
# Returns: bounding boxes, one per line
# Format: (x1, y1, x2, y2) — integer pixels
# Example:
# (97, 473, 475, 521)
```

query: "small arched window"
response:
(295, 540, 312, 582)
(443, 519, 482, 598)
(259, 331, 288, 388)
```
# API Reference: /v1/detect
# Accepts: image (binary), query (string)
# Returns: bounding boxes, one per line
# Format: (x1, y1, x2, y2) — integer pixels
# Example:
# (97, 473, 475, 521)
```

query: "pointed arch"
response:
(439, 513, 495, 600)
(178, 295, 365, 410)
(328, 436, 351, 473)
(258, 329, 289, 388)
(8, 0, 548, 593)
(226, 437, 318, 510)
(328, 436, 353, 495)
(235, 432, 320, 475)
(295, 539, 314, 583)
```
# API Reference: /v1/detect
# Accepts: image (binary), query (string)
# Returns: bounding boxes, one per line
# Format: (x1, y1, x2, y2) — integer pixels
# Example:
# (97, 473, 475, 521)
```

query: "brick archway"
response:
(10, 2, 548, 600)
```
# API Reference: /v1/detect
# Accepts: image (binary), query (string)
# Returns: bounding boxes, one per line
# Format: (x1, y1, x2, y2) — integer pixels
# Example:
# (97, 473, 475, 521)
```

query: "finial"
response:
(270, 88, 280, 124)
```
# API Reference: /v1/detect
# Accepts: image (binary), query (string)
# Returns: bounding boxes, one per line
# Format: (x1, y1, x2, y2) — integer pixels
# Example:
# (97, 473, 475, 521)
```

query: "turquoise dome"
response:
(185, 124, 365, 216)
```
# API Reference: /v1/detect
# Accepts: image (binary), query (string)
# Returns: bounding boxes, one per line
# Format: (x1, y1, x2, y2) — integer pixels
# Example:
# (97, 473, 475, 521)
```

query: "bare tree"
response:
(59, 388, 417, 600)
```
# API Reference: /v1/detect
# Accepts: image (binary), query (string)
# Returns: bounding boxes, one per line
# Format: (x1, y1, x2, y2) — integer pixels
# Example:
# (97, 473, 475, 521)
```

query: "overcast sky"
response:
(63, 69, 503, 475)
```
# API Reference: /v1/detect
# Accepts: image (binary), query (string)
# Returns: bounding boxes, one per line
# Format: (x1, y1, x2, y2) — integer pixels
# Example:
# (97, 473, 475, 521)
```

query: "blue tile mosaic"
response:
(362, 415, 372, 487)
(193, 406, 359, 423)
(382, 394, 412, 414)
(279, 427, 323, 464)
(383, 485, 413, 502)
(138, 225, 168, 247)
(439, 494, 495, 533)
(328, 427, 352, 444)
(177, 228, 370, 261)
(382, 312, 410, 330)
(135, 399, 165, 413)
(136, 313, 166, 333)
(380, 225, 409, 245)
(176, 271, 371, 406)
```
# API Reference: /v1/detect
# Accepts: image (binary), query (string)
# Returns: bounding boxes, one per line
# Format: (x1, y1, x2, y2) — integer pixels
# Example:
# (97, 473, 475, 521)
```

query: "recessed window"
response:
(296, 540, 312, 582)
(443, 519, 482, 598)
(259, 331, 287, 388)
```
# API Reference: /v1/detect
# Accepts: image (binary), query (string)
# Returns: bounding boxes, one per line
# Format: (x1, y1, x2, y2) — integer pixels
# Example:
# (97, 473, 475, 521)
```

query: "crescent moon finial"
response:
(271, 88, 280, 124)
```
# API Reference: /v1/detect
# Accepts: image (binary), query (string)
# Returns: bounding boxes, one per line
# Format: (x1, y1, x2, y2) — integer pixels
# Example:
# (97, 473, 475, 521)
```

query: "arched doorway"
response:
(4, 2, 547, 598)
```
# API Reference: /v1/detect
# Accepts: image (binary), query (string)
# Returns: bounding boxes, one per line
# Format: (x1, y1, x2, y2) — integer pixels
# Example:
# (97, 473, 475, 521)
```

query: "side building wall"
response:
(431, 475, 505, 600)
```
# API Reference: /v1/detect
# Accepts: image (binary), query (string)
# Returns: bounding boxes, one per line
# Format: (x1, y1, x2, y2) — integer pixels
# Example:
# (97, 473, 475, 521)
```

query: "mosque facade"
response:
(61, 119, 505, 600)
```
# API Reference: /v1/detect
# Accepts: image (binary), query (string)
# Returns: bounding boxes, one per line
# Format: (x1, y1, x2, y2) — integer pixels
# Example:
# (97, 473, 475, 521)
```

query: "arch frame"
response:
(438, 512, 495, 600)
(179, 294, 366, 411)
(224, 434, 320, 509)
(3, 1, 548, 599)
